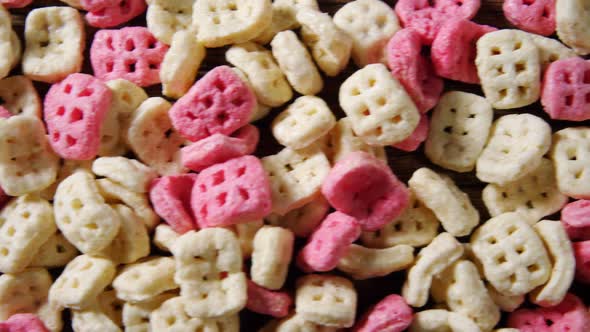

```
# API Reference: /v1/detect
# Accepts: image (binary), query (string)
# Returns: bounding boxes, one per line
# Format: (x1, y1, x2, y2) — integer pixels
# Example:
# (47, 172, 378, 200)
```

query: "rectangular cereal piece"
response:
(160, 30, 205, 99)
(550, 127, 590, 199)
(113, 256, 177, 303)
(251, 226, 294, 290)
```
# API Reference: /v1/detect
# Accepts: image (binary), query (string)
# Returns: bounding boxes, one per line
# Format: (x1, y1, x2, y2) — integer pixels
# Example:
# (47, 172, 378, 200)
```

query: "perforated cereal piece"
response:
(503, 0, 556, 36)
(181, 125, 259, 172)
(251, 226, 294, 290)
(523, 31, 577, 69)
(228, 220, 263, 258)
(508, 293, 590, 331)
(127, 97, 186, 175)
(247, 280, 292, 318)
(270, 31, 322, 96)
(29, 232, 78, 268)
(339, 64, 420, 146)
(91, 27, 168, 87)
(98, 205, 149, 264)
(86, 0, 146, 28)
(561, 200, 590, 240)
(113, 257, 177, 302)
(297, 8, 353, 77)
(39, 160, 91, 201)
(0, 313, 50, 332)
(122, 292, 175, 332)
(160, 30, 205, 99)
(146, 0, 193, 44)
(402, 233, 463, 307)
(0, 76, 41, 118)
(72, 305, 121, 332)
(254, 0, 318, 44)
(393, 113, 429, 152)
(93, 157, 157, 194)
(550, 127, 590, 198)
(477, 114, 551, 185)
(153, 224, 179, 252)
(150, 297, 239, 332)
(172, 228, 247, 318)
(49, 255, 115, 309)
(0, 116, 59, 196)
(337, 244, 414, 280)
(542, 57, 590, 121)
(409, 309, 480, 332)
(265, 197, 329, 238)
(295, 274, 357, 328)
(353, 294, 413, 332)
(425, 91, 493, 173)
(556, 0, 590, 55)
(262, 146, 331, 215)
(330, 118, 386, 163)
(149, 174, 197, 234)
(22, 7, 84, 83)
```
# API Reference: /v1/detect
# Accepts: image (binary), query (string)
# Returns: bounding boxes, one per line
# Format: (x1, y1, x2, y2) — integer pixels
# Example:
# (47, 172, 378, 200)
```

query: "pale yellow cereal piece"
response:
(339, 64, 420, 146)
(97, 290, 125, 327)
(272, 96, 336, 150)
(98, 106, 126, 157)
(127, 97, 186, 176)
(265, 313, 338, 332)
(150, 296, 239, 332)
(93, 157, 157, 194)
(106, 79, 148, 117)
(265, 197, 329, 237)
(229, 67, 269, 123)
(98, 205, 150, 264)
(330, 117, 386, 163)
(550, 127, 590, 199)
(262, 146, 331, 215)
(146, 0, 194, 44)
(0, 115, 59, 196)
(23, 7, 84, 83)
(29, 232, 78, 268)
(410, 309, 481, 332)
(515, 31, 577, 69)
(337, 244, 414, 280)
(556, 0, 590, 55)
(194, 0, 272, 48)
(476, 29, 541, 109)
(122, 292, 176, 332)
(160, 30, 205, 99)
(251, 226, 294, 290)
(72, 302, 121, 332)
(0, 6, 14, 80)
(49, 254, 116, 309)
(486, 283, 524, 312)
(483, 159, 568, 221)
(39, 159, 92, 201)
(476, 114, 552, 185)
(153, 224, 179, 252)
(229, 220, 264, 258)
(0, 76, 41, 118)
(113, 257, 178, 303)
(470, 212, 552, 296)
(425, 91, 493, 173)
(254, 0, 319, 44)
(295, 274, 357, 328)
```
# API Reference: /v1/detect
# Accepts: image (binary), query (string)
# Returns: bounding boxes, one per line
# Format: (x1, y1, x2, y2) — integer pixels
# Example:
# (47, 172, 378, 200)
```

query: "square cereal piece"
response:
(551, 127, 590, 199)
(71, 302, 121, 332)
(541, 57, 590, 121)
(113, 256, 177, 303)
(0, 76, 41, 118)
(160, 30, 205, 100)
(556, 0, 590, 55)
(251, 226, 294, 290)
(521, 31, 577, 70)
(122, 292, 176, 332)
(146, 0, 194, 44)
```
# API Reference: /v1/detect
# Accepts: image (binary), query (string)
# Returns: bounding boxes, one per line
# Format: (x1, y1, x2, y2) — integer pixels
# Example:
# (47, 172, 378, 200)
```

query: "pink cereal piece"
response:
(44, 73, 112, 160)
(508, 293, 590, 332)
(246, 279, 292, 318)
(0, 0, 31, 8)
(431, 18, 497, 84)
(0, 106, 12, 119)
(321, 151, 410, 231)
(181, 125, 259, 172)
(393, 113, 429, 152)
(191, 155, 272, 228)
(353, 294, 414, 332)
(0, 314, 49, 332)
(86, 0, 147, 28)
(90, 27, 168, 87)
(503, 0, 556, 36)
(541, 57, 590, 121)
(561, 200, 590, 241)
(81, 0, 119, 12)
(169, 66, 256, 142)
(297, 211, 361, 272)
(573, 241, 590, 283)
(149, 174, 198, 234)
(386, 29, 443, 113)
(394, 0, 481, 44)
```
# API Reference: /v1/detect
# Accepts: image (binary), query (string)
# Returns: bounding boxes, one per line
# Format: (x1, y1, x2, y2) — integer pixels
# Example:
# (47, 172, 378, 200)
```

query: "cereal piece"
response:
(561, 200, 590, 240)
(487, 284, 525, 312)
(247, 280, 292, 318)
(0, 313, 49, 332)
(550, 127, 590, 198)
(524, 32, 577, 70)
(23, 7, 84, 83)
(160, 30, 205, 99)
(295, 274, 357, 328)
(470, 212, 552, 296)
(150, 297, 239, 332)
(270, 30, 323, 96)
(91, 27, 168, 87)
(86, 0, 146, 28)
(272, 96, 336, 150)
(503, 0, 555, 36)
(150, 174, 197, 234)
(393, 113, 429, 152)
(122, 292, 175, 332)
(153, 224, 179, 252)
(542, 57, 590, 121)
(0, 6, 13, 80)
(476, 29, 541, 109)
(339, 64, 420, 146)
(337, 244, 414, 280)
(49, 255, 115, 309)
(72, 305, 121, 332)
(181, 125, 259, 172)
(113, 257, 177, 302)
(127, 97, 186, 175)
(508, 293, 590, 331)
(7, 30, 20, 73)
(265, 197, 329, 238)
(171, 228, 247, 318)
(106, 79, 148, 116)
(297, 8, 353, 77)
(146, 0, 193, 44)
(262, 146, 331, 215)
(476, 114, 551, 185)
(353, 294, 413, 332)
(0, 76, 41, 118)
(386, 28, 443, 113)
(431, 19, 497, 83)
(98, 105, 126, 157)
(409, 309, 480, 332)
(0, 116, 59, 196)
(98, 204, 150, 264)
(39, 160, 92, 201)
(29, 232, 78, 268)
(251, 226, 294, 290)
(556, 0, 590, 55)
(254, 0, 318, 44)
(402, 233, 464, 307)
(229, 220, 263, 258)
(96, 290, 124, 327)
(226, 43, 292, 107)
(92, 157, 157, 194)
(330, 118, 387, 163)
(1, 0, 32, 8)
(574, 240, 590, 283)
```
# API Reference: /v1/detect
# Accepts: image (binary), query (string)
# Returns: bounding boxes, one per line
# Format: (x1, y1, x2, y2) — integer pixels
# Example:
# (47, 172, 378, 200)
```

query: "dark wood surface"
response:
(6, 1, 590, 331)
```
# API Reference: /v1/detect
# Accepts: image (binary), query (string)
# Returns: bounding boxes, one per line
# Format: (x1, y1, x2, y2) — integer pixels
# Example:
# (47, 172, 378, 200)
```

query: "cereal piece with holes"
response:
(86, 0, 146, 29)
(409, 309, 480, 332)
(556, 0, 590, 55)
(337, 244, 414, 280)
(71, 301, 121, 332)
(265, 197, 329, 238)
(522, 31, 577, 70)
(251, 226, 294, 290)
(39, 160, 92, 201)
(353, 294, 413, 332)
(122, 292, 176, 332)
(503, 0, 556, 36)
(508, 293, 590, 331)
(551, 127, 590, 199)
(150, 174, 198, 234)
(146, 0, 194, 44)
(113, 257, 177, 303)
(149, 297, 239, 332)
(160, 30, 205, 99)
(29, 232, 78, 268)
(98, 204, 150, 264)
(254, 0, 318, 44)
(487, 284, 525, 312)
(542, 57, 590, 121)
(330, 117, 386, 163)
(246, 279, 292, 318)
(0, 76, 41, 118)
(93, 157, 157, 194)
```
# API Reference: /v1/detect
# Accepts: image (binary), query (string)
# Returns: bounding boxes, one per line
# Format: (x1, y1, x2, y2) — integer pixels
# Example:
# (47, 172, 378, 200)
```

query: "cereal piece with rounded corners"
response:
(556, 0, 590, 55)
(508, 293, 590, 331)
(425, 91, 493, 173)
(122, 292, 176, 332)
(409, 168, 479, 237)
(171, 228, 246, 318)
(98, 105, 125, 157)
(470, 212, 551, 296)
(487, 284, 524, 312)
(86, 0, 146, 28)
(39, 160, 92, 201)
(23, 7, 84, 83)
(561, 200, 590, 240)
(409, 309, 480, 332)
(551, 127, 590, 199)
(476, 29, 541, 109)
(72, 305, 121, 332)
(0, 116, 59, 196)
(146, 0, 193, 44)
(402, 233, 463, 307)
(503, 0, 555, 36)
(0, 313, 50, 332)
(127, 97, 186, 175)
(98, 205, 149, 264)
(254, 0, 318, 44)
(247, 279, 292, 318)
(393, 113, 429, 152)
(330, 118, 386, 163)
(270, 30, 323, 96)
(29, 232, 78, 268)
(150, 297, 239, 332)
(49, 255, 115, 309)
(522, 32, 577, 70)
(542, 57, 590, 121)
(353, 294, 413, 332)
(150, 174, 197, 234)
(153, 224, 179, 252)
(265, 197, 329, 238)
(272, 96, 336, 150)
(476, 114, 551, 185)
(93, 157, 157, 194)
(0, 6, 14, 80)
(113, 257, 177, 303)
(228, 220, 263, 258)
(339, 64, 420, 146)
(160, 30, 205, 99)
(106, 79, 148, 117)
(337, 244, 414, 280)
(262, 146, 331, 215)
(0, 76, 41, 118)
(251, 226, 294, 290)
(295, 274, 357, 328)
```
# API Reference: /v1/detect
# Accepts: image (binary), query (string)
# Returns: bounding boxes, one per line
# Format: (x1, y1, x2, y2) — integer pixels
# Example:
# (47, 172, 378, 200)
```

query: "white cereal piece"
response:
(251, 226, 294, 290)
(98, 204, 150, 265)
(30, 232, 78, 268)
(160, 30, 205, 99)
(99, 105, 126, 157)
(409, 309, 481, 332)
(337, 244, 414, 280)
(39, 159, 92, 201)
(72, 298, 122, 332)
(92, 157, 157, 194)
(150, 296, 239, 332)
(122, 292, 176, 332)
(330, 117, 387, 163)
(146, 0, 194, 44)
(113, 257, 178, 303)
(106, 79, 148, 118)
(153, 224, 180, 252)
(254, 0, 319, 44)
(556, 0, 590, 55)
(550, 127, 590, 199)
(486, 283, 524, 312)
(516, 31, 577, 69)
(0, 76, 41, 118)
(0, 6, 15, 80)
